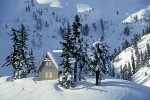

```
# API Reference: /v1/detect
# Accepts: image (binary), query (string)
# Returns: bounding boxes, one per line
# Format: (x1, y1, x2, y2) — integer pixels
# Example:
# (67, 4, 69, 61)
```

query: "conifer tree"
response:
(146, 43, 150, 66)
(72, 15, 82, 82)
(27, 49, 37, 74)
(131, 54, 136, 74)
(59, 22, 74, 88)
(120, 65, 123, 79)
(127, 62, 132, 80)
(91, 39, 110, 86)
(111, 65, 115, 77)
(3, 28, 22, 79)
(134, 42, 141, 71)
(3, 25, 34, 79)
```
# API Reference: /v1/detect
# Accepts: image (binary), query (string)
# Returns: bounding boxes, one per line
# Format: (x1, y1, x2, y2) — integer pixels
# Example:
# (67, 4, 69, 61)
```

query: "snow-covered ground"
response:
(0, 76, 150, 100)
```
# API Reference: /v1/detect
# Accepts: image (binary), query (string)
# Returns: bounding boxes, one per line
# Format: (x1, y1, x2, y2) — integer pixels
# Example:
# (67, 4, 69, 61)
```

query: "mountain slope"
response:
(132, 67, 150, 87)
(112, 33, 150, 87)
(0, 0, 150, 76)
(0, 76, 150, 100)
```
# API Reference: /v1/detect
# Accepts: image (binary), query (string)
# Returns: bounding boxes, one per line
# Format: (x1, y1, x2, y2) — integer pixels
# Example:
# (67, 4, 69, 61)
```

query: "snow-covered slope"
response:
(0, 76, 150, 100)
(113, 34, 150, 70)
(113, 33, 150, 87)
(132, 67, 150, 87)
(123, 6, 150, 24)
(0, 0, 150, 76)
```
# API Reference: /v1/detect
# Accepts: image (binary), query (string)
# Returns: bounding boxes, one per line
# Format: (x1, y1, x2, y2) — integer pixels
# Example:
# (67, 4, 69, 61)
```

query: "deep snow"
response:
(0, 76, 150, 100)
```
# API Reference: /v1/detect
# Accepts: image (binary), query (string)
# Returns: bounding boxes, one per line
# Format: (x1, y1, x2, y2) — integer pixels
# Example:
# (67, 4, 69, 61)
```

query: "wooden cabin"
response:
(38, 50, 63, 80)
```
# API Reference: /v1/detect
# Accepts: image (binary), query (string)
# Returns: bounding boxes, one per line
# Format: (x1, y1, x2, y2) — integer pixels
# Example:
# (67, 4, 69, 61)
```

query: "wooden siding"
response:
(39, 57, 59, 80)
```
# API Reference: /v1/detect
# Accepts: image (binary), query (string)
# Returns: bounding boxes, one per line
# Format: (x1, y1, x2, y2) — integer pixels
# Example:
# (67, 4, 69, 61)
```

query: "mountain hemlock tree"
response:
(3, 28, 21, 79)
(3, 25, 35, 79)
(91, 40, 110, 86)
(18, 24, 29, 78)
(134, 41, 141, 72)
(131, 54, 136, 74)
(81, 24, 89, 36)
(78, 39, 89, 81)
(127, 62, 132, 80)
(27, 49, 37, 74)
(120, 65, 123, 79)
(146, 43, 150, 67)
(72, 15, 82, 82)
(59, 22, 74, 89)
(111, 65, 115, 77)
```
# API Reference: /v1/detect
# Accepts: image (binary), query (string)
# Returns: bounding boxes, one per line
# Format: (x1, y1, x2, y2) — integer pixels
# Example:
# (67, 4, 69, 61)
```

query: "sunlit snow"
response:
(36, 0, 62, 8)
(77, 4, 93, 13)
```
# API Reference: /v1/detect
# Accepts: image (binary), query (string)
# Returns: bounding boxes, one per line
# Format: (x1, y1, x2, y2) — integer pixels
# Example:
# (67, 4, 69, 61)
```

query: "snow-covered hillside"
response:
(0, 76, 150, 100)
(0, 0, 150, 76)
(113, 33, 150, 87)
(132, 67, 150, 87)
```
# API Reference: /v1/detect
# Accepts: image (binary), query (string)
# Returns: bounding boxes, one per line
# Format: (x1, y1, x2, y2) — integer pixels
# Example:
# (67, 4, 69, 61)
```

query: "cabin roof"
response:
(38, 50, 62, 70)
(47, 51, 63, 70)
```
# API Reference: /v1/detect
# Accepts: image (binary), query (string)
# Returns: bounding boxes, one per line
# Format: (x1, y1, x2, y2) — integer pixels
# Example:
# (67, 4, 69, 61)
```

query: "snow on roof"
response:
(46, 51, 63, 70)
(53, 50, 62, 53)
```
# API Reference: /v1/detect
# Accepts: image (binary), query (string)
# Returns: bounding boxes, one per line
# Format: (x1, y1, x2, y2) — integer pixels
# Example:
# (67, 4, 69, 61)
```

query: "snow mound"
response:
(0, 76, 150, 100)
(36, 0, 62, 8)
(77, 4, 93, 13)
(132, 67, 150, 87)
(123, 6, 150, 23)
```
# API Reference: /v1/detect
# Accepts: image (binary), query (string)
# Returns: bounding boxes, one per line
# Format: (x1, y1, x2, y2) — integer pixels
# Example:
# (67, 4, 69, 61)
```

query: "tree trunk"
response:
(74, 62, 77, 82)
(96, 70, 100, 86)
(79, 66, 83, 81)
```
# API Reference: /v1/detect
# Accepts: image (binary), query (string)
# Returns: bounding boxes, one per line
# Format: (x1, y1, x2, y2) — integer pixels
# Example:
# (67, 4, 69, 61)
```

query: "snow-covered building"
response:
(38, 50, 63, 80)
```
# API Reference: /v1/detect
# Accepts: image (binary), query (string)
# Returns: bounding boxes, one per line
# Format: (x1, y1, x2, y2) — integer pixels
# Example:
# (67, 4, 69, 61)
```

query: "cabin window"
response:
(45, 72, 52, 78)
(45, 61, 51, 68)
(49, 72, 52, 78)
(48, 61, 51, 66)
(45, 72, 48, 78)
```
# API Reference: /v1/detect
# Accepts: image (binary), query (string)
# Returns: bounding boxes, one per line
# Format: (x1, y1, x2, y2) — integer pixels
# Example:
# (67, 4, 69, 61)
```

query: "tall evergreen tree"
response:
(111, 65, 115, 77)
(27, 49, 37, 74)
(127, 62, 132, 80)
(134, 42, 141, 71)
(146, 43, 150, 66)
(59, 22, 74, 88)
(91, 40, 110, 86)
(3, 25, 34, 79)
(18, 24, 29, 78)
(120, 65, 123, 79)
(131, 54, 136, 74)
(78, 40, 90, 81)
(72, 15, 82, 82)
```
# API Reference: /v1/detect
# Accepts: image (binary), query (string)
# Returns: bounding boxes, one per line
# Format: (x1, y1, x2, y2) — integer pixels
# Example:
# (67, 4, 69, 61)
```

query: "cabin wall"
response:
(38, 58, 59, 80)
(39, 69, 58, 80)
